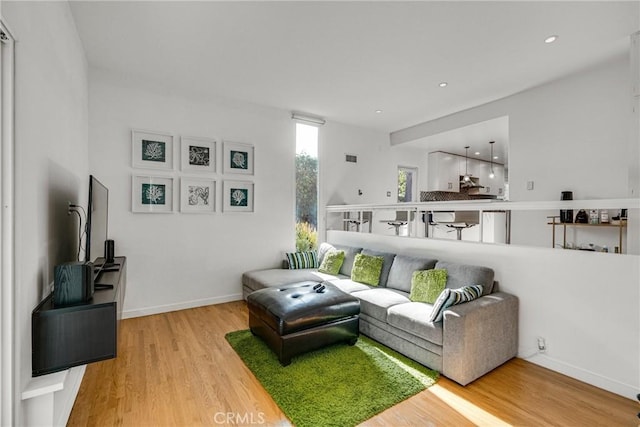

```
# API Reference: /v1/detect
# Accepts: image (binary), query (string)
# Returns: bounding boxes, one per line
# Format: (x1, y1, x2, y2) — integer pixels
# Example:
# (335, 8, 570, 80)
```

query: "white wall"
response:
(89, 69, 401, 314)
(508, 56, 632, 201)
(320, 127, 426, 208)
(319, 122, 426, 238)
(391, 55, 635, 201)
(3, 1, 89, 425)
(328, 230, 639, 400)
(320, 121, 392, 207)
(88, 69, 299, 316)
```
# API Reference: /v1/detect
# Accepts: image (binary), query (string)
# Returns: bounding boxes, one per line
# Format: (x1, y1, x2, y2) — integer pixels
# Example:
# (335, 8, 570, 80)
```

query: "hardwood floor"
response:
(68, 301, 638, 426)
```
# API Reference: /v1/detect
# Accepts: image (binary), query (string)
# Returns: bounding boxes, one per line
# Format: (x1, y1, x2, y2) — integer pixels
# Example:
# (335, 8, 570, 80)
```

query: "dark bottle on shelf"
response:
(560, 191, 573, 223)
(575, 209, 589, 223)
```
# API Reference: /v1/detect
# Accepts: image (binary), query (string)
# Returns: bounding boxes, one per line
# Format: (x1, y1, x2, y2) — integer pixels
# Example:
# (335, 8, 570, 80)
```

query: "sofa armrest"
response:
(442, 291, 518, 385)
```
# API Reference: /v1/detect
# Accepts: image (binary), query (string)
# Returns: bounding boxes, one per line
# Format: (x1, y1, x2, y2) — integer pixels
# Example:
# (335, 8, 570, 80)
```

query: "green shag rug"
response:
(225, 330, 438, 427)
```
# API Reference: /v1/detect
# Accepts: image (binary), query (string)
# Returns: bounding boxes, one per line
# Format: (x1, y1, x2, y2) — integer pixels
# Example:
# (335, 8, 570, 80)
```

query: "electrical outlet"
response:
(527, 181, 534, 191)
(386, 191, 391, 197)
(537, 337, 546, 353)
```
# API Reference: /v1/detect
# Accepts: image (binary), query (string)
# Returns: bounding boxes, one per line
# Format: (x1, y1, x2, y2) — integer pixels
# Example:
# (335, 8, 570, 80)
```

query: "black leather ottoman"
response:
(246, 281, 360, 365)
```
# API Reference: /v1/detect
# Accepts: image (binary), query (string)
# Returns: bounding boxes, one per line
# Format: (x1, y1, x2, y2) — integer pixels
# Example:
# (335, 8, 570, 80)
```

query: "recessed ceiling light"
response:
(544, 35, 558, 44)
(493, 155, 499, 160)
(438, 82, 448, 88)
(375, 109, 383, 114)
(475, 151, 480, 156)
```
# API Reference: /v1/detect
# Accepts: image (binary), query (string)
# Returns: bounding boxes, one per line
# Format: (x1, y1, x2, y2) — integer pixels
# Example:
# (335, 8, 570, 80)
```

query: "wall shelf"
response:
(547, 218, 627, 253)
(31, 256, 127, 376)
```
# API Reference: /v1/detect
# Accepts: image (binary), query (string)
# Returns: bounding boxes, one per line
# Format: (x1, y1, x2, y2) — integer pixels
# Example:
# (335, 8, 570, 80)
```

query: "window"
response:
(295, 123, 318, 251)
(398, 166, 417, 202)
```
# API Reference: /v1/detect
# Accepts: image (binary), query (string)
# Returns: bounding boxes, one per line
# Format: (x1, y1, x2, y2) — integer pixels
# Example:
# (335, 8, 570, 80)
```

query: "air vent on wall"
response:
(345, 154, 358, 163)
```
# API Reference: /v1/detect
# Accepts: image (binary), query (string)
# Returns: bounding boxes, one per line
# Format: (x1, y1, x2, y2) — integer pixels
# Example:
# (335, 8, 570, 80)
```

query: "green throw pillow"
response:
(410, 269, 448, 304)
(318, 250, 345, 275)
(351, 254, 384, 286)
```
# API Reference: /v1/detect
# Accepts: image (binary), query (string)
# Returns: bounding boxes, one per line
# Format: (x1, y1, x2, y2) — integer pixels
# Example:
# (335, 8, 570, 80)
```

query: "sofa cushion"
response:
(361, 249, 396, 287)
(284, 251, 318, 269)
(333, 245, 363, 276)
(386, 255, 438, 293)
(329, 278, 372, 294)
(386, 302, 444, 345)
(350, 288, 410, 323)
(429, 284, 484, 323)
(351, 253, 384, 286)
(318, 250, 345, 275)
(317, 242, 335, 266)
(410, 269, 447, 304)
(435, 261, 494, 295)
(242, 268, 346, 293)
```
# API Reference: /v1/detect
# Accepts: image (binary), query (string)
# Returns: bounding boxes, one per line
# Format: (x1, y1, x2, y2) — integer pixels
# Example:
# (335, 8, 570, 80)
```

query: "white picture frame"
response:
(132, 129, 174, 170)
(180, 177, 216, 213)
(223, 180, 254, 212)
(181, 136, 217, 173)
(223, 141, 254, 175)
(132, 175, 175, 213)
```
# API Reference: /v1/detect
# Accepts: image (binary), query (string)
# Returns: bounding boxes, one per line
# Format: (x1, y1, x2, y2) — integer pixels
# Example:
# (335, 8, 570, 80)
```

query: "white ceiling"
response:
(397, 116, 509, 163)
(69, 1, 638, 136)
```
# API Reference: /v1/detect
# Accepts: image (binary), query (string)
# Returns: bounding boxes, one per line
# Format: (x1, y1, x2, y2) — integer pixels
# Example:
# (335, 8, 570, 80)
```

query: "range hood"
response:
(459, 175, 484, 189)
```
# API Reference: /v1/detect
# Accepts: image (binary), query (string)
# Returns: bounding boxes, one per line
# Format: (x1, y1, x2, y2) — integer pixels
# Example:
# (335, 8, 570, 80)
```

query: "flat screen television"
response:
(86, 175, 109, 270)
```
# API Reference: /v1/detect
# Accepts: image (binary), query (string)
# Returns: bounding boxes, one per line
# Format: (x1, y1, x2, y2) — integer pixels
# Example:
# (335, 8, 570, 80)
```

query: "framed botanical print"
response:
(132, 175, 174, 213)
(180, 177, 216, 213)
(181, 136, 216, 173)
(223, 180, 254, 212)
(132, 129, 174, 170)
(223, 141, 254, 175)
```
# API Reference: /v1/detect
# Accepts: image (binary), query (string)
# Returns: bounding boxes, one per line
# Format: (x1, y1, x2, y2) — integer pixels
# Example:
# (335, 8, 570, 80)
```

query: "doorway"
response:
(397, 166, 418, 202)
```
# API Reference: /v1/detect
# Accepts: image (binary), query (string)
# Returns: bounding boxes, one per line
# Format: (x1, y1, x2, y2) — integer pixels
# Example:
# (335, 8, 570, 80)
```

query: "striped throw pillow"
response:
(285, 251, 318, 270)
(428, 285, 484, 323)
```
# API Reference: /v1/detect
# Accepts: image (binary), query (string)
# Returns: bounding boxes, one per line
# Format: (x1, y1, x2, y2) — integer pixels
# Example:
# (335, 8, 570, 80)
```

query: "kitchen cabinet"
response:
(427, 152, 460, 192)
(458, 157, 479, 180)
(471, 162, 504, 196)
(428, 151, 505, 196)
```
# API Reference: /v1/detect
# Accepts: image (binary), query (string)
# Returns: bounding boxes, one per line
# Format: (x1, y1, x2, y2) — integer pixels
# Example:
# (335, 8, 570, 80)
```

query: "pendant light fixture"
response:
(489, 141, 495, 179)
(462, 146, 471, 182)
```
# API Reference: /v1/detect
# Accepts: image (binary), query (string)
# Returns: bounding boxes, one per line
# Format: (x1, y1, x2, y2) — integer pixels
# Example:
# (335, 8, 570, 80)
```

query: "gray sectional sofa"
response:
(242, 242, 518, 386)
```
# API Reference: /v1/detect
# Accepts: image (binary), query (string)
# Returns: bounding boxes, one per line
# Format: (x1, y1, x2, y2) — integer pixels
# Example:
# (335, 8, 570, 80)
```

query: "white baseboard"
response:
(524, 353, 639, 400)
(122, 293, 243, 319)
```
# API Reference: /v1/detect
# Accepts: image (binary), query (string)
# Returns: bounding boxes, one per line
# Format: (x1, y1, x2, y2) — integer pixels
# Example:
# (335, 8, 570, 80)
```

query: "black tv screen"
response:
(86, 175, 108, 266)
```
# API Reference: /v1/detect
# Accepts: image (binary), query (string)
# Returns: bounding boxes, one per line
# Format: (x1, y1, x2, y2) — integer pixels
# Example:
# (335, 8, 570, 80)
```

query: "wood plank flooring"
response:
(68, 301, 638, 426)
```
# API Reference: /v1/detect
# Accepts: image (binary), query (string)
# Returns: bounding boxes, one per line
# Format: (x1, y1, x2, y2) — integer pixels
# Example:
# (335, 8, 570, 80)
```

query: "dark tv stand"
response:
(31, 256, 127, 376)
(94, 262, 119, 274)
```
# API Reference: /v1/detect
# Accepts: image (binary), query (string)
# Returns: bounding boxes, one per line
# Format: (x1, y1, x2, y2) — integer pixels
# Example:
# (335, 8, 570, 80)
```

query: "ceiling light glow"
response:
(544, 35, 558, 44)
(475, 152, 480, 156)
(375, 109, 383, 114)
(439, 82, 448, 88)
